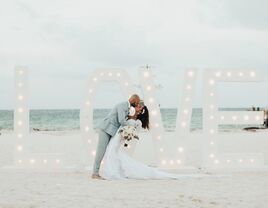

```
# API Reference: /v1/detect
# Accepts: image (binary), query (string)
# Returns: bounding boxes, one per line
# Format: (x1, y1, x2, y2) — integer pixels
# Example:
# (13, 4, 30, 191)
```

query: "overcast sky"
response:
(0, 0, 268, 109)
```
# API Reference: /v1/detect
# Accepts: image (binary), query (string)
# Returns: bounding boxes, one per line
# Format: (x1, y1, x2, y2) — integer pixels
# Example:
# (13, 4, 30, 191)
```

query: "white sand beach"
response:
(1, 131, 268, 208)
(0, 170, 268, 208)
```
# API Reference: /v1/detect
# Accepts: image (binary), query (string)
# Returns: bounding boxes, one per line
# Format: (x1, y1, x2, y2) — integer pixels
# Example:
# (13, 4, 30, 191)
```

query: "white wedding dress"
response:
(102, 119, 204, 180)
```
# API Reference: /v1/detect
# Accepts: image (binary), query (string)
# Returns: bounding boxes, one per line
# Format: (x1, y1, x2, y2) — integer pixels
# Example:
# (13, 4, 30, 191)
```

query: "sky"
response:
(0, 0, 268, 109)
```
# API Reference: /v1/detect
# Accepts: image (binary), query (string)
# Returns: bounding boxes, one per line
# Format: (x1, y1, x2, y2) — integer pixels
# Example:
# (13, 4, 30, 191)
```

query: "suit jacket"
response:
(98, 101, 129, 136)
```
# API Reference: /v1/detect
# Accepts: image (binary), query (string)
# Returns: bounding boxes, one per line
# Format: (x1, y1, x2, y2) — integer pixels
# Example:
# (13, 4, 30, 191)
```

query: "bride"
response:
(102, 105, 203, 180)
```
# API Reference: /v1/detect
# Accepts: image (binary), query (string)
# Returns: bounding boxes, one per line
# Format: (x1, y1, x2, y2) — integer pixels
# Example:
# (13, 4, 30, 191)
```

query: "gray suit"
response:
(93, 101, 129, 175)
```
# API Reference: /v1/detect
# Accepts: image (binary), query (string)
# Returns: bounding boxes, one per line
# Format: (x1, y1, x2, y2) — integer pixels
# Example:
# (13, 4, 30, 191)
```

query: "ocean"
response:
(0, 108, 263, 133)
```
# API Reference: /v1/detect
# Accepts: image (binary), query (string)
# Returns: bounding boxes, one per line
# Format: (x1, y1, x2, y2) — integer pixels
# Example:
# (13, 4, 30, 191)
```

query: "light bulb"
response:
(17, 145, 23, 151)
(116, 73, 121, 77)
(250, 71, 256, 77)
(227, 72, 232, 77)
(18, 108, 24, 113)
(215, 72, 221, 77)
(143, 72, 149, 77)
(43, 159, 47, 164)
(160, 148, 164, 152)
(88, 89, 93, 94)
(85, 126, 90, 132)
(19, 70, 24, 75)
(186, 85, 192, 90)
(91, 150, 96, 156)
(178, 147, 184, 153)
(18, 121, 23, 126)
(125, 82, 129, 86)
(214, 159, 219, 164)
(188, 71, 194, 77)
(17, 134, 23, 138)
(209, 153, 214, 158)
(161, 160, 166, 165)
(108, 72, 113, 76)
(146, 85, 152, 91)
(56, 159, 60, 164)
(149, 98, 154, 103)
(18, 95, 24, 100)
(30, 159, 35, 164)
(209, 79, 215, 85)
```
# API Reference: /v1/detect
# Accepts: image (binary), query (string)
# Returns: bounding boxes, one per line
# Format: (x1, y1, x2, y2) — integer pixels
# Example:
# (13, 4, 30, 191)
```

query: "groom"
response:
(91, 94, 141, 179)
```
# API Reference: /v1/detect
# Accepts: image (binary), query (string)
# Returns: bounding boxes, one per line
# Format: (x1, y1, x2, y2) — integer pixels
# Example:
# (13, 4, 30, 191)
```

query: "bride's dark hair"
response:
(137, 105, 150, 130)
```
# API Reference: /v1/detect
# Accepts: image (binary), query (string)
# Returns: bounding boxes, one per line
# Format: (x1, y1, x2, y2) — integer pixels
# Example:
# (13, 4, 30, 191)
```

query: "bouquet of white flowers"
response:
(118, 125, 139, 147)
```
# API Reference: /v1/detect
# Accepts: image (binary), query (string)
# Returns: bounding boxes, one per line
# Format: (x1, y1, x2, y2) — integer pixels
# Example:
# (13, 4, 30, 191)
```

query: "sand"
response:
(0, 170, 268, 208)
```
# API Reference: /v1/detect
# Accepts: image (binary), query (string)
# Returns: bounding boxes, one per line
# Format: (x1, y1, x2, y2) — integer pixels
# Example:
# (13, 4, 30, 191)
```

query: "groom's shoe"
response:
(91, 174, 105, 180)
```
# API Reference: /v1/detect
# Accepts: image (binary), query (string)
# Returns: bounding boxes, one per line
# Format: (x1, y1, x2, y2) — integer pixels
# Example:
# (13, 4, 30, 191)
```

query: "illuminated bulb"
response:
(239, 159, 243, 163)
(181, 122, 186, 127)
(17, 134, 23, 138)
(88, 89, 93, 94)
(210, 105, 215, 109)
(183, 109, 188, 115)
(244, 115, 249, 121)
(116, 73, 121, 77)
(18, 95, 24, 100)
(30, 159, 35, 164)
(91, 150, 96, 156)
(209, 79, 215, 85)
(159, 148, 164, 152)
(17, 145, 23, 151)
(210, 141, 214, 145)
(18, 160, 22, 164)
(18, 108, 23, 113)
(209, 153, 214, 158)
(149, 98, 154, 103)
(108, 72, 113, 76)
(210, 115, 214, 120)
(88, 139, 92, 144)
(93, 77, 98, 82)
(85, 126, 90, 132)
(146, 85, 152, 91)
(43, 159, 47, 164)
(177, 160, 182, 164)
(188, 71, 194, 77)
(250, 159, 254, 163)
(125, 82, 129, 86)
(186, 85, 192, 90)
(214, 159, 219, 164)
(161, 160, 166, 165)
(227, 72, 232, 77)
(100, 72, 104, 76)
(255, 116, 260, 121)
(226, 159, 231, 163)
(209, 129, 215, 134)
(220, 116, 225, 120)
(151, 110, 157, 116)
(155, 123, 159, 128)
(18, 82, 23, 88)
(18, 121, 23, 126)
(56, 159, 60, 164)
(210, 92, 214, 97)
(232, 116, 237, 121)
(215, 72, 221, 77)
(239, 72, 244, 77)
(143, 71, 149, 77)
(19, 70, 24, 75)
(157, 136, 161, 140)
(169, 160, 174, 165)
(178, 147, 184, 153)
(85, 101, 90, 105)
(250, 71, 256, 77)
(185, 97, 190, 102)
